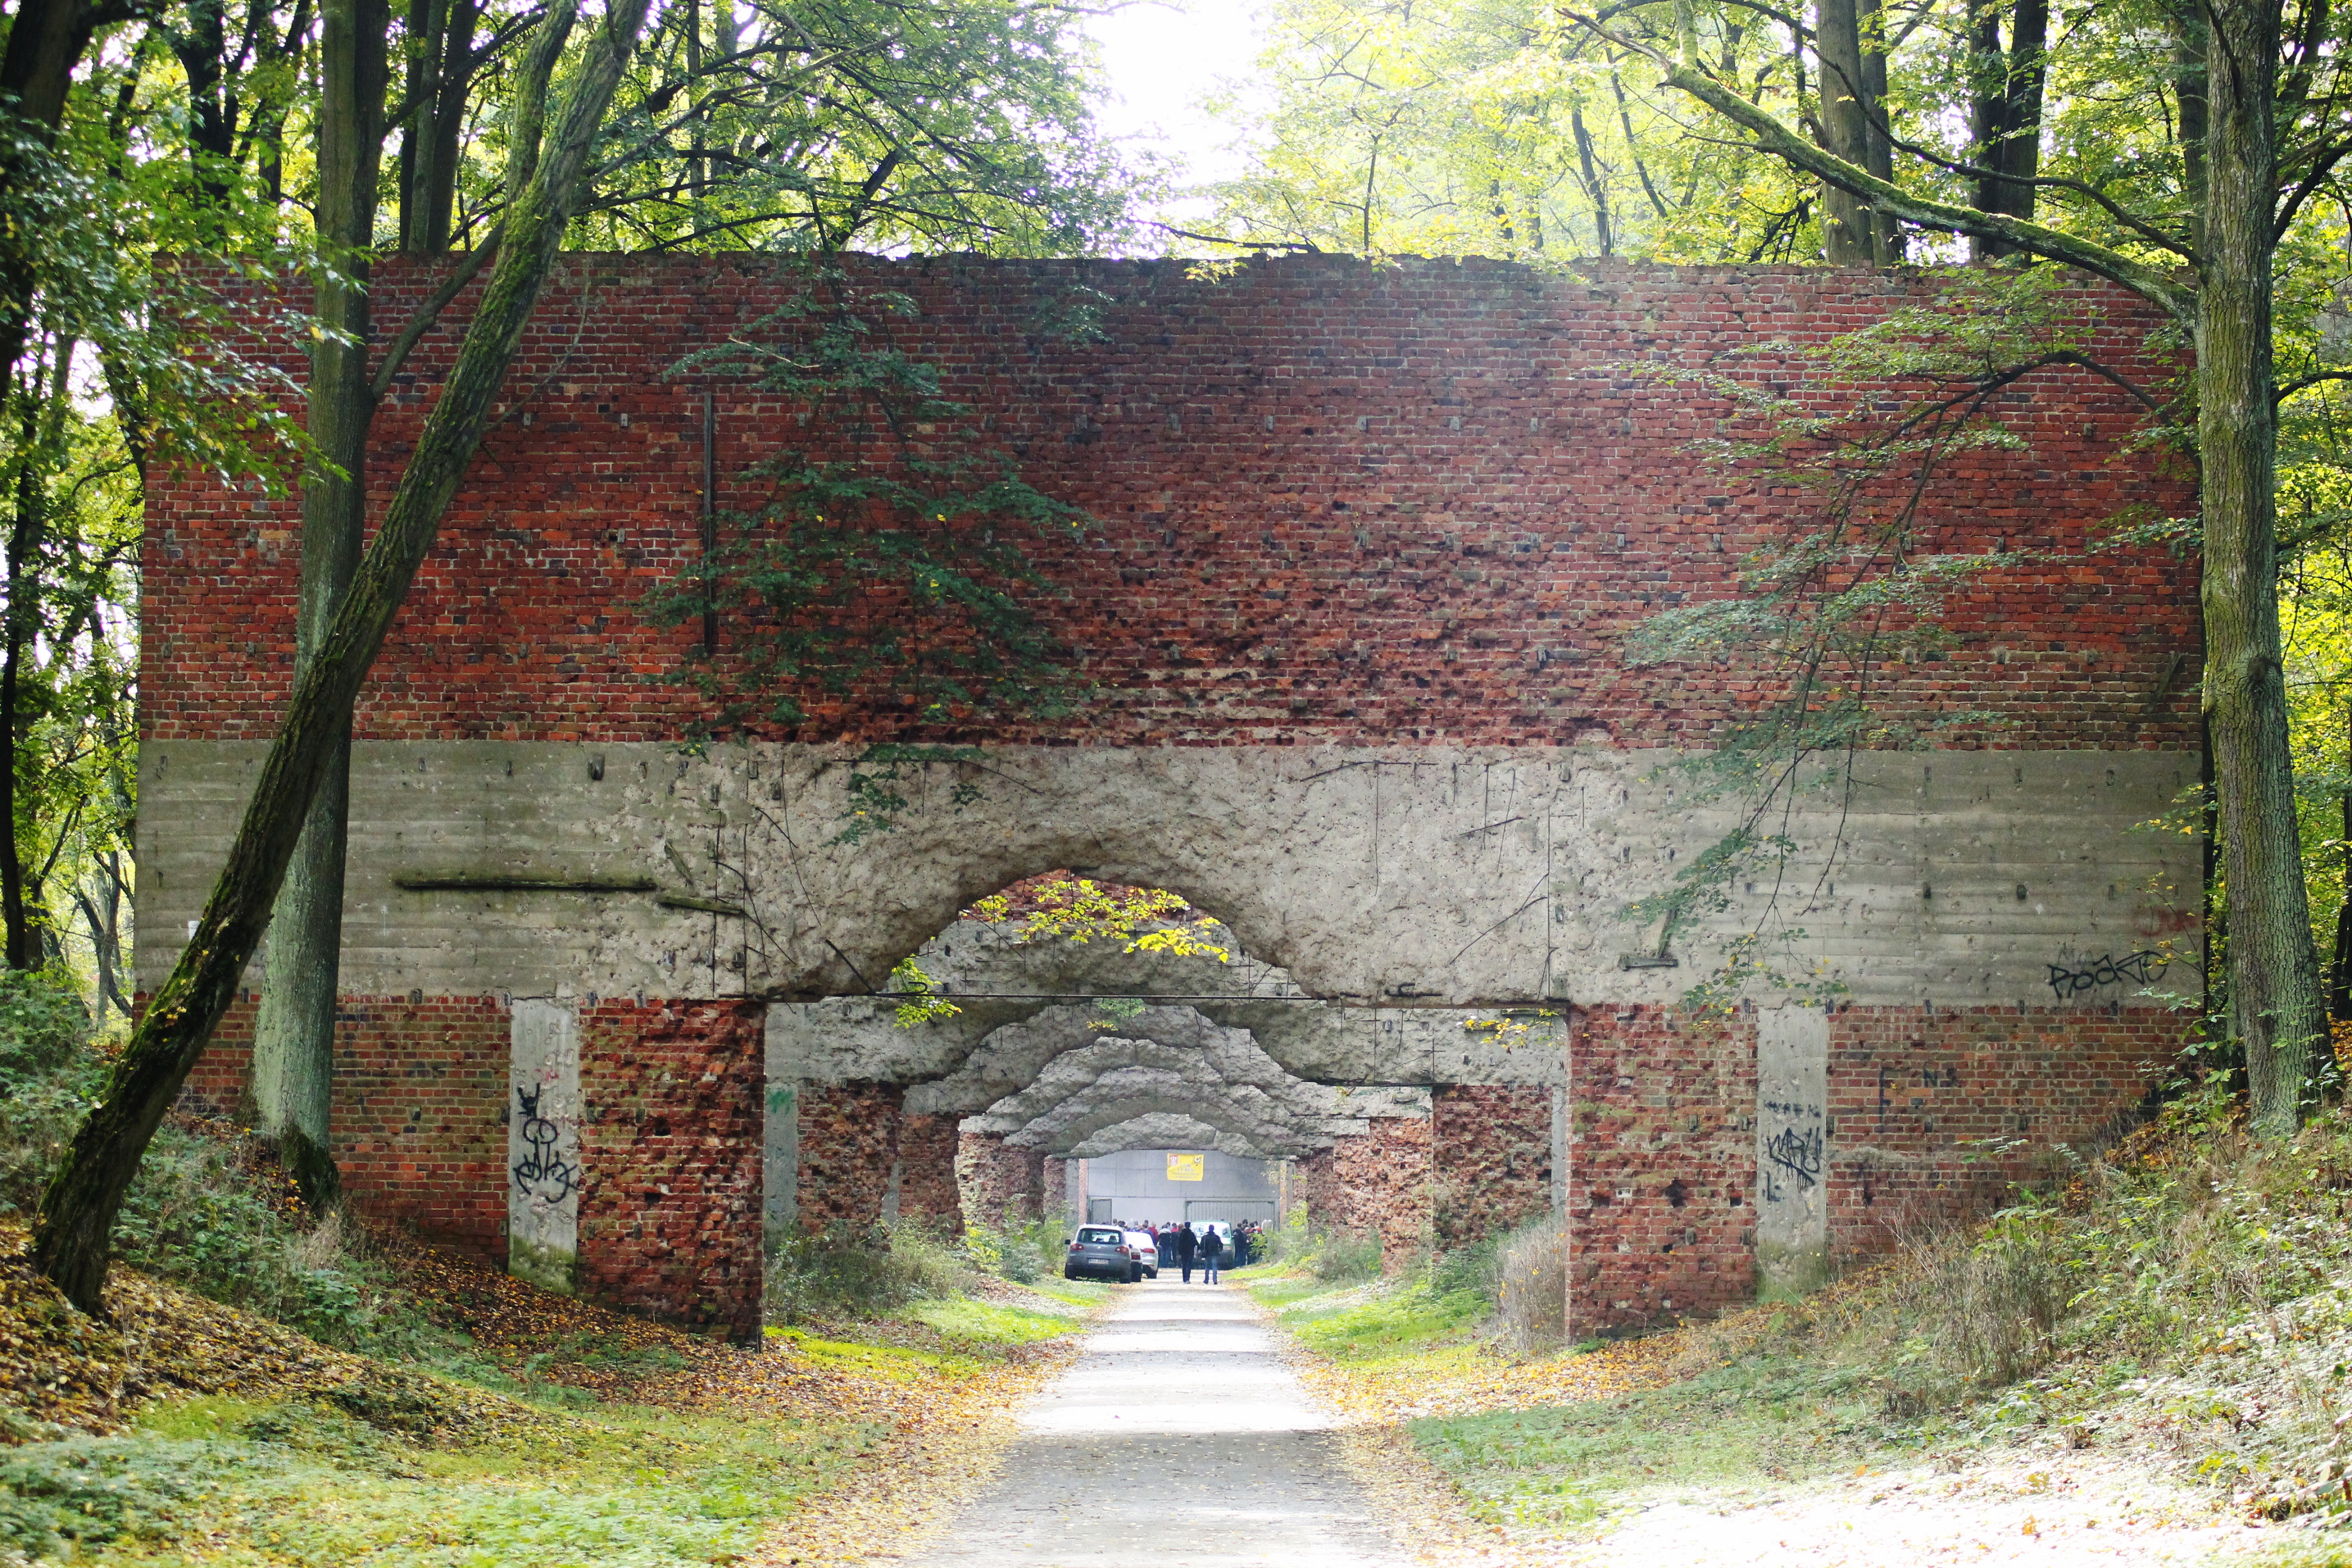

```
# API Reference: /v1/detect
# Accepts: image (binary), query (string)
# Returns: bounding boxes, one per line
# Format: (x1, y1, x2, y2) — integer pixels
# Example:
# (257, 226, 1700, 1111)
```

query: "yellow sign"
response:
(1166, 1152, 1205, 1182)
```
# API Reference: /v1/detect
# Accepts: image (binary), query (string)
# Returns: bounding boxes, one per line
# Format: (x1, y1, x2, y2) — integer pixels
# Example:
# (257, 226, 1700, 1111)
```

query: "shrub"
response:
(0, 976, 429, 1354)
(960, 1214, 1058, 1284)
(1310, 1229, 1383, 1283)
(1495, 1215, 1566, 1353)
(766, 1222, 966, 1323)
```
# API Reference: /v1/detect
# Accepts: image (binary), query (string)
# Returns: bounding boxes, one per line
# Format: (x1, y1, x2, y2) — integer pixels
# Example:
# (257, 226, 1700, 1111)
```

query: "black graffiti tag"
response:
(1762, 1122, 1824, 1192)
(2046, 950, 2169, 1001)
(513, 1084, 578, 1205)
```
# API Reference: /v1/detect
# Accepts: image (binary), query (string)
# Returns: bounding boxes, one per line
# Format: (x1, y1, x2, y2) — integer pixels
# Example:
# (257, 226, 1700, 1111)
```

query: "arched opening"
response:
(764, 871, 1562, 1306)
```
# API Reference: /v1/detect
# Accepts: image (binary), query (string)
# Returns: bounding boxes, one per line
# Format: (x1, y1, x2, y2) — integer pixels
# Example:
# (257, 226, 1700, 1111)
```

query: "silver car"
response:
(1064, 1224, 1140, 1282)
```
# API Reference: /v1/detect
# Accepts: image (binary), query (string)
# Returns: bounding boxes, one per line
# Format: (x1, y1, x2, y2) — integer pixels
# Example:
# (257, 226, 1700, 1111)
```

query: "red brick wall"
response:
(577, 998, 764, 1339)
(144, 256, 2196, 753)
(181, 993, 509, 1259)
(1564, 1003, 2183, 1334)
(1432, 1084, 1554, 1249)
(1569, 1007, 1757, 1330)
(894, 1111, 963, 1231)
(796, 1082, 902, 1230)
(1296, 1117, 1435, 1270)
(180, 992, 765, 1337)
(1825, 1006, 2177, 1266)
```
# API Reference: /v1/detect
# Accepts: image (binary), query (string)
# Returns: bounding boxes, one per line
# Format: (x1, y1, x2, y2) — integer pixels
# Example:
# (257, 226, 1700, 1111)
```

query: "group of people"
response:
(1103, 1219, 1264, 1282)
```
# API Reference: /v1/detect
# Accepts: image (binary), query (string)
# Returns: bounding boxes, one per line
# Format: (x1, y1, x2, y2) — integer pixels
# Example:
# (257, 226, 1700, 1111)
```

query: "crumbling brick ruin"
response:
(146, 254, 2200, 1336)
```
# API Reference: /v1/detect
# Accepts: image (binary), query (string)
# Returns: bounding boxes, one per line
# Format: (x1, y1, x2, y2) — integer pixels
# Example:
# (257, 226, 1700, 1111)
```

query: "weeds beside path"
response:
(0, 1218, 1106, 1565)
(1242, 1263, 2275, 1568)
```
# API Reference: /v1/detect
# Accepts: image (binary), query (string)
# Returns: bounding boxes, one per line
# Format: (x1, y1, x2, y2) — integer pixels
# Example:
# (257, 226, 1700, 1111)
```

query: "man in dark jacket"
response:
(1173, 1222, 1198, 1282)
(1198, 1223, 1225, 1283)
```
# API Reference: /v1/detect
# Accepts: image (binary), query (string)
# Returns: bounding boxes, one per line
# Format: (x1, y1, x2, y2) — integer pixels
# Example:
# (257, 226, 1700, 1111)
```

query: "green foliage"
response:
(966, 874, 1230, 961)
(1275, 1273, 1492, 1359)
(960, 1214, 1061, 1284)
(0, 1394, 883, 1566)
(764, 1221, 969, 1323)
(0, 1433, 244, 1559)
(1203, 0, 1818, 260)
(0, 989, 433, 1355)
(1410, 1358, 1889, 1535)
(642, 274, 1095, 740)
(581, 0, 1141, 258)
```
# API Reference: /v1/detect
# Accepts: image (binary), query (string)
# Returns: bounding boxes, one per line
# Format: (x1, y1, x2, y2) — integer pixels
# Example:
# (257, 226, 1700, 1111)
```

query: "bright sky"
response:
(1080, 0, 1271, 221)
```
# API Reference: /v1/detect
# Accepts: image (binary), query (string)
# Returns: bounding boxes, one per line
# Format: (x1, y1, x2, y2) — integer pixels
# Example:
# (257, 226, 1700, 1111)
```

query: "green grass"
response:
(1408, 1353, 1904, 1535)
(2, 1392, 879, 1565)
(906, 1296, 1084, 1348)
(1276, 1281, 1494, 1360)
(765, 1326, 991, 1382)
(1020, 1278, 1114, 1308)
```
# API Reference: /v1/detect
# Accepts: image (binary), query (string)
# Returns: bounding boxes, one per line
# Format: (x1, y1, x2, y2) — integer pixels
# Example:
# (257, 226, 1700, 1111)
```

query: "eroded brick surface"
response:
(796, 1081, 903, 1231)
(146, 257, 2195, 753)
(895, 1111, 963, 1231)
(1433, 1084, 1554, 1249)
(957, 1131, 1043, 1222)
(578, 999, 764, 1339)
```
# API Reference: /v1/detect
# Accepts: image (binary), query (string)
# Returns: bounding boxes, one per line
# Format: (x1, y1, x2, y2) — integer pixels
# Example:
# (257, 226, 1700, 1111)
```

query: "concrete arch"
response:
(1066, 1115, 1273, 1160)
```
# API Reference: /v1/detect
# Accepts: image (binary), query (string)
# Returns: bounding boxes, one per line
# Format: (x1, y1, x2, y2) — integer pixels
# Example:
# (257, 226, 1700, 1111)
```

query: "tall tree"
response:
(1571, 0, 2337, 1135)
(34, 0, 656, 1313)
(246, 0, 393, 1208)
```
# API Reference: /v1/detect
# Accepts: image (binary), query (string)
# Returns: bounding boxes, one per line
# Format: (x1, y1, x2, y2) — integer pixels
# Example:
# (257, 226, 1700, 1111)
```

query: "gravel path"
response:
(900, 1280, 1412, 1568)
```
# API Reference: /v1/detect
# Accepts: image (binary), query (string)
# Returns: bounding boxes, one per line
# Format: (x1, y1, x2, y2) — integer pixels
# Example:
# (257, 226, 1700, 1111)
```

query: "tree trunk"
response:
(250, 0, 388, 1211)
(1857, 0, 1900, 262)
(0, 0, 109, 389)
(1997, 0, 2049, 222)
(2172, 0, 2209, 255)
(2198, 0, 2316, 1137)
(422, 0, 480, 251)
(2331, 707, 2351, 1022)
(33, 0, 656, 1314)
(1814, 0, 1875, 263)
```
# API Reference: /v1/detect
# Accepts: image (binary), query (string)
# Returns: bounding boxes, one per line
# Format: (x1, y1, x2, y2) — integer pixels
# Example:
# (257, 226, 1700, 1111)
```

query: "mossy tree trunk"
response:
(249, 0, 389, 1211)
(1654, 0, 2320, 1134)
(33, 0, 654, 1313)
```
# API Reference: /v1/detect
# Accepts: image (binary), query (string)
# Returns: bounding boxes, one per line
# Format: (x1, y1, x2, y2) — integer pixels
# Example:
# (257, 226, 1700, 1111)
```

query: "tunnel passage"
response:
(769, 885, 1551, 1275)
(142, 255, 2201, 1337)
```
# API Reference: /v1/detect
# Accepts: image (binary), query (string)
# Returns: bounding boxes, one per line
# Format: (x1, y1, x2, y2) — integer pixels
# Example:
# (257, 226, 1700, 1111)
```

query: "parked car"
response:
(1123, 1230, 1159, 1280)
(1064, 1225, 1141, 1282)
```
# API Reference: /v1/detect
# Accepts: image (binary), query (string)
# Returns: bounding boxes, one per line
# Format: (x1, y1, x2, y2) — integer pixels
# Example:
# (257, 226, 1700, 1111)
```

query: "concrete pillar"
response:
(764, 1079, 798, 1238)
(508, 998, 582, 1294)
(1755, 1006, 1830, 1295)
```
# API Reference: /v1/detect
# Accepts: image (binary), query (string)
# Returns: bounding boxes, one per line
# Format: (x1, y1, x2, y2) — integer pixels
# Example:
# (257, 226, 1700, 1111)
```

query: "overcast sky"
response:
(1080, 0, 1270, 224)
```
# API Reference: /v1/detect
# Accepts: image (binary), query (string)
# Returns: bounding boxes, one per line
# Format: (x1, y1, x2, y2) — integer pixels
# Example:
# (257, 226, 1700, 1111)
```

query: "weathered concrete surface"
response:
(1755, 1006, 1830, 1295)
(506, 998, 581, 1292)
(902, 1283, 1408, 1568)
(138, 741, 2199, 1012)
(918, 1011, 1434, 1152)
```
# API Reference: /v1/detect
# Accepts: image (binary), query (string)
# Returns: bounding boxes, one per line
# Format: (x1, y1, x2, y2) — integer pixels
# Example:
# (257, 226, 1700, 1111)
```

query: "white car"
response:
(1122, 1230, 1160, 1280)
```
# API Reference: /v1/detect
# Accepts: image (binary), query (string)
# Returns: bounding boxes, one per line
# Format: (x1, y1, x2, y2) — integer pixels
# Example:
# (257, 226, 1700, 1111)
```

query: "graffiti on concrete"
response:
(2046, 950, 2168, 1000)
(1760, 1109, 1824, 1199)
(513, 1084, 579, 1204)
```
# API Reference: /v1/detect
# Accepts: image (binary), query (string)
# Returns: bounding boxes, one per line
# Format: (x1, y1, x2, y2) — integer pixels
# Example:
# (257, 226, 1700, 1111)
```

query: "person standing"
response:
(1173, 1222, 1198, 1282)
(1199, 1223, 1225, 1284)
